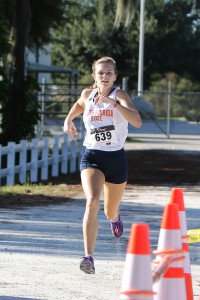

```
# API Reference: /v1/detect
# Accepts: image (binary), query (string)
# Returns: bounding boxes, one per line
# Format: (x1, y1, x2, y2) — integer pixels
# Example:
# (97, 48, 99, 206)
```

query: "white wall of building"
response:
(25, 44, 52, 83)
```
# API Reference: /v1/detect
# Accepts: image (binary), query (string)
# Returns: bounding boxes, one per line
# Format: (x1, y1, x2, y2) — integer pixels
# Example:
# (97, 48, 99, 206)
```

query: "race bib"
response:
(90, 125, 118, 147)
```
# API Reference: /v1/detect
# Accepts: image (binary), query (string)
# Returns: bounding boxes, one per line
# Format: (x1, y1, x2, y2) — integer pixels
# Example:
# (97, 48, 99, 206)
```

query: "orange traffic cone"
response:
(153, 203, 187, 300)
(119, 223, 155, 300)
(170, 188, 194, 300)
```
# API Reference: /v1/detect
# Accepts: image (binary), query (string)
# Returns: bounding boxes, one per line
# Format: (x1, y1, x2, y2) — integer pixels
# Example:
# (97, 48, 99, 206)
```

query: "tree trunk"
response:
(6, 0, 31, 143)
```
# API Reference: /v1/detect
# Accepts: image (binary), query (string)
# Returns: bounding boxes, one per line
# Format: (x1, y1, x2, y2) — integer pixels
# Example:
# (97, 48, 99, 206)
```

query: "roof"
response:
(27, 63, 78, 74)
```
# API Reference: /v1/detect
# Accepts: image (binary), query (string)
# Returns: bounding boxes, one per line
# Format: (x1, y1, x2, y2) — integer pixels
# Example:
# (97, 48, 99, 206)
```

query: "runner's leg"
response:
(81, 168, 105, 255)
(103, 181, 127, 221)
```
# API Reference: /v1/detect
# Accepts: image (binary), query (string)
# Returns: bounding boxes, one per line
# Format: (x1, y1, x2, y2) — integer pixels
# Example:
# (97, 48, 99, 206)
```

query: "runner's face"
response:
(94, 63, 117, 90)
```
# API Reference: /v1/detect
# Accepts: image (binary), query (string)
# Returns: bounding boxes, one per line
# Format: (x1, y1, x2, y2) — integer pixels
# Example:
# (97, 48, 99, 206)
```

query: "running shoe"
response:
(110, 215, 123, 238)
(80, 255, 95, 274)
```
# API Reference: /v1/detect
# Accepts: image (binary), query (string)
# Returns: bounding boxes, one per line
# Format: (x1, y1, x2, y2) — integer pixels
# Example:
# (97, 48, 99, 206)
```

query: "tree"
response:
(0, 0, 66, 145)
(4, 0, 32, 143)
(52, 0, 139, 88)
(115, 0, 200, 87)
(52, 0, 200, 91)
(144, 0, 200, 86)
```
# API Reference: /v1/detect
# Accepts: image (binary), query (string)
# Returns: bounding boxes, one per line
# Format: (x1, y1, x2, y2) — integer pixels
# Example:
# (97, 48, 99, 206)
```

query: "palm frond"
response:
(114, 0, 140, 28)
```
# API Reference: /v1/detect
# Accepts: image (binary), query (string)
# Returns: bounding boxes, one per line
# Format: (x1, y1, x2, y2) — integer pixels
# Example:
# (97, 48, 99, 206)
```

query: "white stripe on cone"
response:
(119, 223, 154, 300)
(156, 229, 182, 251)
(170, 188, 194, 300)
(179, 211, 194, 300)
(120, 254, 153, 300)
(154, 278, 187, 300)
(153, 223, 187, 299)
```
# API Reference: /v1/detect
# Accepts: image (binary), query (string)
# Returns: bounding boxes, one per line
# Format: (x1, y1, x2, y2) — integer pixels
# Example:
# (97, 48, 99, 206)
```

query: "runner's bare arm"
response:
(115, 90, 142, 128)
(63, 89, 91, 139)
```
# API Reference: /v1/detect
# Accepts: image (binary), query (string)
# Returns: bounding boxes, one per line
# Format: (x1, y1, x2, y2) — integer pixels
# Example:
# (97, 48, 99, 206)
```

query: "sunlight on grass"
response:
(126, 137, 144, 143)
(0, 183, 82, 198)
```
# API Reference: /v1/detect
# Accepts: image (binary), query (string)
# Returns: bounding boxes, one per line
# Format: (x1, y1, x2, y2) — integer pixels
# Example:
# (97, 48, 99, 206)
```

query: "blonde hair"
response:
(91, 56, 118, 89)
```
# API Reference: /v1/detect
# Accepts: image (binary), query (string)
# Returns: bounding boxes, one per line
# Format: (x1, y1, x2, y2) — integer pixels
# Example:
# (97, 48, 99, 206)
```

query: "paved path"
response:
(128, 119, 200, 136)
(0, 185, 199, 300)
(45, 117, 200, 137)
(124, 134, 200, 152)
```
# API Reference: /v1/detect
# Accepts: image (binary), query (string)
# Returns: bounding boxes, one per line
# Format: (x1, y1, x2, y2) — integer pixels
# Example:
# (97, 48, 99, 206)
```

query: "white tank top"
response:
(83, 86, 128, 151)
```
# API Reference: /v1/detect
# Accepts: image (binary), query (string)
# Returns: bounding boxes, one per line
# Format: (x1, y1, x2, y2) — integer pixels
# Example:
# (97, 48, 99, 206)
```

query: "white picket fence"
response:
(0, 133, 85, 186)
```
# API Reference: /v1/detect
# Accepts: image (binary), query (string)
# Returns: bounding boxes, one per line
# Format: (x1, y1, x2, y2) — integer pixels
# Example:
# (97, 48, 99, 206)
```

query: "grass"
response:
(126, 137, 144, 143)
(0, 183, 80, 197)
(0, 173, 83, 208)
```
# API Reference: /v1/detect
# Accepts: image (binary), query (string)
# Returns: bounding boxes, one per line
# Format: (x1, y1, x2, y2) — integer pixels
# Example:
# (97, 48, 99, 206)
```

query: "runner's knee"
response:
(85, 196, 100, 215)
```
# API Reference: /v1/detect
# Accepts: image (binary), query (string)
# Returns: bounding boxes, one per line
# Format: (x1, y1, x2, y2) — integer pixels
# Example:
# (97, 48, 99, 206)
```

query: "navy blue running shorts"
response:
(80, 148, 128, 184)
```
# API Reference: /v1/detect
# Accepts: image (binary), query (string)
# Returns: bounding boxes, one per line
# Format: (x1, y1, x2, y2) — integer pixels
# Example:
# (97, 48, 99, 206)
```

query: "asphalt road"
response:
(42, 117, 200, 137)
(1, 116, 200, 300)
(128, 119, 200, 136)
(0, 185, 199, 300)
